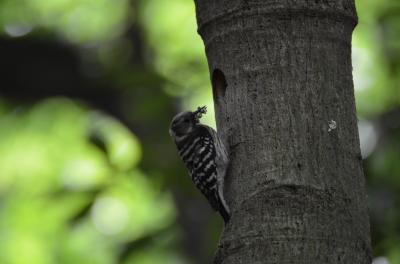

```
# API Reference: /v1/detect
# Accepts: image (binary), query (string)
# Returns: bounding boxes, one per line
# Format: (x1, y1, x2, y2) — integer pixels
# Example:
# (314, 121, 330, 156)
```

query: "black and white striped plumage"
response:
(169, 106, 230, 223)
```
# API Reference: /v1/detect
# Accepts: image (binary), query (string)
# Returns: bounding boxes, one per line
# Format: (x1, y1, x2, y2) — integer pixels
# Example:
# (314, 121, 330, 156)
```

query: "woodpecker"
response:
(169, 106, 230, 223)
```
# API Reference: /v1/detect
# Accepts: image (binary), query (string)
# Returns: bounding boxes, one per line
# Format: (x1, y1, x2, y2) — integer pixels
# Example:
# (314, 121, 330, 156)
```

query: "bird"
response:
(169, 106, 230, 223)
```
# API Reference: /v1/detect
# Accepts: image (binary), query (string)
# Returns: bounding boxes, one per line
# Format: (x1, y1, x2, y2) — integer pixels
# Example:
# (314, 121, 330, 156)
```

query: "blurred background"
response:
(0, 0, 398, 263)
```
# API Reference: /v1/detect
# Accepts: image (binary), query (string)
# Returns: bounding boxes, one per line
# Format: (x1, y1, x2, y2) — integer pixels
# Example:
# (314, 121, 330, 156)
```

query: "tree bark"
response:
(193, 0, 372, 263)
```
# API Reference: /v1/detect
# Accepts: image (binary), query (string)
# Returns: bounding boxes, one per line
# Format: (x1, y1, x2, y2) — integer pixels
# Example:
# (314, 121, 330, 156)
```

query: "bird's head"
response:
(169, 106, 207, 138)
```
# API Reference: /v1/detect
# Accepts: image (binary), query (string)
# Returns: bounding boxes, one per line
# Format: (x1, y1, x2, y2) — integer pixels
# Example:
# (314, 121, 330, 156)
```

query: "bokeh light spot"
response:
(352, 47, 376, 92)
(4, 24, 33, 37)
(372, 257, 390, 264)
(91, 196, 129, 236)
(358, 119, 378, 159)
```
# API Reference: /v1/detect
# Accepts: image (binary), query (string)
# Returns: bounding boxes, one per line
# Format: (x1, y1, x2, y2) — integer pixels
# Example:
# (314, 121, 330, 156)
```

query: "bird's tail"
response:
(219, 204, 230, 224)
(218, 202, 231, 225)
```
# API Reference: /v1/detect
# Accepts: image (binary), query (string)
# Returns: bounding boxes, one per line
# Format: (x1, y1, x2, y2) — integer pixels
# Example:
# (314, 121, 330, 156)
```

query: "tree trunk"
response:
(193, 0, 372, 263)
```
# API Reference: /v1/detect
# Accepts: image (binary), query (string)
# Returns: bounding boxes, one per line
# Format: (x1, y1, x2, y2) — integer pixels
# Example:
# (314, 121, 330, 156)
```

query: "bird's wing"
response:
(202, 125, 230, 215)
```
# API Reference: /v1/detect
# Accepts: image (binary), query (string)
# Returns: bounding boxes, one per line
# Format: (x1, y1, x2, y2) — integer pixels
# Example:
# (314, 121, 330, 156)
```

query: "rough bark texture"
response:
(193, 0, 372, 263)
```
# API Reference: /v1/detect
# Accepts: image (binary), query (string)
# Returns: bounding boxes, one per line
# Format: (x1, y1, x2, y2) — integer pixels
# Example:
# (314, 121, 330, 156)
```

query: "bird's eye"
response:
(184, 119, 190, 123)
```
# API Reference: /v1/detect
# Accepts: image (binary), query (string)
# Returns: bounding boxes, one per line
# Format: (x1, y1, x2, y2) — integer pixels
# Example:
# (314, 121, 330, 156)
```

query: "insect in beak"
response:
(193, 106, 207, 122)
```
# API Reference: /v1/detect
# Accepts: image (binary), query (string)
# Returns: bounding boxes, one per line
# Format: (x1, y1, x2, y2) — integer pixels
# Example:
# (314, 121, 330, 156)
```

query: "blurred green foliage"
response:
(139, 0, 215, 127)
(0, 0, 399, 263)
(0, 99, 177, 263)
(0, 0, 129, 43)
(354, 0, 400, 115)
(353, 1, 400, 263)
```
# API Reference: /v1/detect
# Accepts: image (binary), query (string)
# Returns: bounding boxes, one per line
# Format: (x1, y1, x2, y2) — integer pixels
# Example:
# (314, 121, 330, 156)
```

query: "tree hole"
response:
(212, 68, 227, 104)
